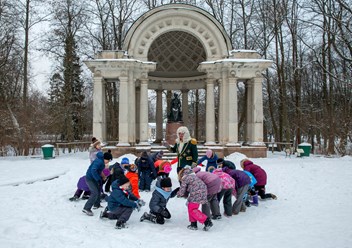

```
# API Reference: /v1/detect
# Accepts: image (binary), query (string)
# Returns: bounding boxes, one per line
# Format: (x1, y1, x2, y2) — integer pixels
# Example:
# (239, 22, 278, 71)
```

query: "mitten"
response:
(170, 187, 180, 198)
(137, 199, 146, 207)
(191, 162, 197, 168)
(134, 202, 141, 212)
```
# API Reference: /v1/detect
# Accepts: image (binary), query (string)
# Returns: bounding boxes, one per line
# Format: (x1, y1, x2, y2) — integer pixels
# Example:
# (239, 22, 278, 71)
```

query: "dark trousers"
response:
(217, 188, 233, 216)
(108, 206, 133, 223)
(254, 185, 273, 199)
(74, 189, 90, 198)
(83, 178, 101, 211)
(139, 171, 153, 191)
(202, 193, 221, 218)
(151, 208, 171, 224)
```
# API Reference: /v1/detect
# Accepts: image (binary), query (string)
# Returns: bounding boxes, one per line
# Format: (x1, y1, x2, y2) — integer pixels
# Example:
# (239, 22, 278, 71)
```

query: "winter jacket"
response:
(89, 146, 101, 163)
(126, 171, 140, 199)
(197, 153, 218, 172)
(193, 167, 221, 195)
(136, 155, 157, 178)
(243, 171, 257, 188)
(223, 167, 251, 190)
(177, 169, 208, 204)
(86, 152, 105, 183)
(170, 134, 198, 169)
(77, 176, 90, 192)
(107, 180, 138, 212)
(242, 160, 267, 186)
(212, 168, 236, 190)
(149, 179, 171, 214)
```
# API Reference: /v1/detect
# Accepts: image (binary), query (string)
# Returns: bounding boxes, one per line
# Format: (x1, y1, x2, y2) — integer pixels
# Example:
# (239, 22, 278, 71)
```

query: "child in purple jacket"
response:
(192, 167, 222, 220)
(240, 159, 277, 200)
(222, 167, 251, 215)
(69, 168, 110, 201)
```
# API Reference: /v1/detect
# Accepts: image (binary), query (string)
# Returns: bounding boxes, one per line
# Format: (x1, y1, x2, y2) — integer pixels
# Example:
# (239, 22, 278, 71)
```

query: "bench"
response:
(296, 148, 305, 157)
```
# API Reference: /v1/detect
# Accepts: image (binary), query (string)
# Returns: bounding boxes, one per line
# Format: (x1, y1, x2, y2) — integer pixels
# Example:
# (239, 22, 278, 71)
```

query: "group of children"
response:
(69, 139, 277, 230)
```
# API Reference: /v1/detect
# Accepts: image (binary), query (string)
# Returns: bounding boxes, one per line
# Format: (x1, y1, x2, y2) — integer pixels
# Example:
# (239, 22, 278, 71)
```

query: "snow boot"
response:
(203, 218, 213, 231)
(100, 207, 109, 219)
(211, 215, 222, 220)
(187, 222, 198, 230)
(271, 193, 277, 200)
(69, 196, 79, 201)
(251, 192, 259, 206)
(115, 220, 126, 229)
(82, 209, 93, 216)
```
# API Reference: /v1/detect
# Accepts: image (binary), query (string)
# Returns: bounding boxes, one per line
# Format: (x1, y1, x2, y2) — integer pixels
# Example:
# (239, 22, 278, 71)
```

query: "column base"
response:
(137, 141, 151, 146)
(116, 142, 131, 147)
(226, 142, 241, 147)
(204, 141, 217, 146)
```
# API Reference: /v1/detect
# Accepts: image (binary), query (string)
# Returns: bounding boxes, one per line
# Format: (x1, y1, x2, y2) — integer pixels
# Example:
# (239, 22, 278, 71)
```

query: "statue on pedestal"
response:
(168, 93, 182, 122)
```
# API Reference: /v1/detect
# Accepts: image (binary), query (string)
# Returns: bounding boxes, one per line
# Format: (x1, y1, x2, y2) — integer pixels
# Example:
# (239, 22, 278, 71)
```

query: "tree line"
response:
(0, 0, 350, 156)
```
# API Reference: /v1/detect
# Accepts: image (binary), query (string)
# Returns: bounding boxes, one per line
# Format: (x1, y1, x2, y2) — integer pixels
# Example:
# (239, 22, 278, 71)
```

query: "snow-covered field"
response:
(0, 151, 351, 248)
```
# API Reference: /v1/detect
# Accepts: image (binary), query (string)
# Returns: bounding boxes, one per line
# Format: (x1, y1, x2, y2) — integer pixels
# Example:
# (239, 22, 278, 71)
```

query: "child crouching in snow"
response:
(140, 177, 178, 224)
(100, 175, 143, 229)
(177, 168, 213, 231)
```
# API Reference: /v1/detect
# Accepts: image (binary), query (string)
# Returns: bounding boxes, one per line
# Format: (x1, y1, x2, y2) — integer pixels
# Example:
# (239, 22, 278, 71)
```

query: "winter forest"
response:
(0, 0, 351, 156)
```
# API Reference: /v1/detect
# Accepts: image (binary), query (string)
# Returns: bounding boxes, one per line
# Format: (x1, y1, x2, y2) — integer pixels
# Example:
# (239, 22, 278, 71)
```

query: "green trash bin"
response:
(298, 143, 312, 157)
(42, 144, 54, 159)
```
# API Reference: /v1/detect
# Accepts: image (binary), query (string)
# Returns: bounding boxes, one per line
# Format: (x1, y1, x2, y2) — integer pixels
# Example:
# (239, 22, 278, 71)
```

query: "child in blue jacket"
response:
(82, 151, 112, 216)
(198, 149, 218, 172)
(100, 175, 143, 229)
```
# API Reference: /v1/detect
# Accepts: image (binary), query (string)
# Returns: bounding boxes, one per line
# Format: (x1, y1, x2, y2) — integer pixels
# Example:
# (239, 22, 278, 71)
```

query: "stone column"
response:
(218, 78, 224, 144)
(139, 78, 149, 145)
(222, 71, 229, 143)
(248, 77, 264, 145)
(205, 78, 216, 145)
(128, 71, 136, 145)
(181, 89, 189, 126)
(117, 76, 130, 146)
(155, 88, 163, 143)
(227, 75, 240, 145)
(92, 74, 106, 142)
(246, 79, 253, 143)
(135, 84, 140, 143)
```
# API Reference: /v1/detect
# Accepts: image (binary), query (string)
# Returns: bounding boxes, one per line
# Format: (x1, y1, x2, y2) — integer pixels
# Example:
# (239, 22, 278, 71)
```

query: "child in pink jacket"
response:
(212, 168, 236, 217)
(177, 168, 213, 231)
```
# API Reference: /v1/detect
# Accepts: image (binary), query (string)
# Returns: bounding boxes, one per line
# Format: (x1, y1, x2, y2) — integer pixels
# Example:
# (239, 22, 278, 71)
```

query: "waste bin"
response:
(42, 144, 54, 159)
(298, 143, 312, 157)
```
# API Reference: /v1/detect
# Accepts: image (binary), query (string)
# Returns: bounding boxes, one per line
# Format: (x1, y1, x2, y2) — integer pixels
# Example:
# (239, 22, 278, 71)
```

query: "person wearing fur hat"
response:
(136, 151, 157, 192)
(240, 159, 277, 200)
(89, 138, 102, 163)
(177, 168, 213, 231)
(192, 167, 222, 220)
(169, 126, 198, 173)
(154, 160, 172, 178)
(216, 158, 236, 170)
(83, 151, 112, 216)
(140, 177, 178, 225)
(197, 149, 218, 172)
(100, 175, 143, 229)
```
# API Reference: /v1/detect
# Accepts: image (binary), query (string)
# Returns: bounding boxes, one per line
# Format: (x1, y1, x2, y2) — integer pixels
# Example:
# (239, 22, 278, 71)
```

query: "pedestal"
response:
(165, 122, 183, 145)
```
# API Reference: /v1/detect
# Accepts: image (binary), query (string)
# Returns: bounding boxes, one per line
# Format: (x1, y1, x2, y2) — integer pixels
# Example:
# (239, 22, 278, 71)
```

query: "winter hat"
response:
(156, 150, 164, 160)
(206, 149, 213, 158)
(160, 177, 172, 188)
(216, 158, 224, 166)
(126, 164, 137, 172)
(163, 163, 172, 174)
(103, 152, 113, 161)
(118, 175, 130, 186)
(121, 157, 129, 165)
(207, 166, 216, 173)
(93, 140, 101, 148)
(141, 151, 149, 159)
(91, 137, 97, 143)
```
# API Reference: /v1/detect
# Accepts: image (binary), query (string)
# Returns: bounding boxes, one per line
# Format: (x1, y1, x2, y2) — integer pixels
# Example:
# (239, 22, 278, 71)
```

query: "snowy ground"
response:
(0, 151, 351, 248)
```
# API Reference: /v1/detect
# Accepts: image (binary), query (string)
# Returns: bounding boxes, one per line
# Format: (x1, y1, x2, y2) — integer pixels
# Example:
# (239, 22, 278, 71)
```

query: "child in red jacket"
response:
(240, 159, 277, 200)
